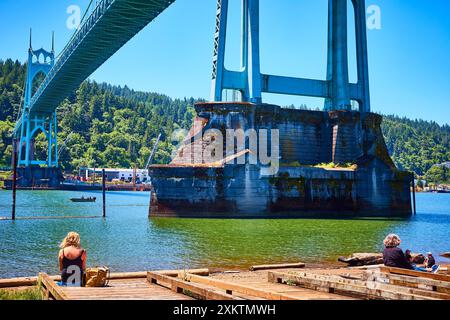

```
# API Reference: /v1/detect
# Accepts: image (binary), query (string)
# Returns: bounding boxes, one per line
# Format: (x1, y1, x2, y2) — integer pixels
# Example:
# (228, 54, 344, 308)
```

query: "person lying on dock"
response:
(58, 232, 87, 286)
(411, 252, 440, 273)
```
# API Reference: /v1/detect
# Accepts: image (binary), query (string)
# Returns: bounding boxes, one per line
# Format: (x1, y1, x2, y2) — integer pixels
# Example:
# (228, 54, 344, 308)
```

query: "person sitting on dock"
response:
(58, 232, 87, 286)
(382, 234, 414, 270)
(405, 249, 413, 263)
(426, 252, 436, 268)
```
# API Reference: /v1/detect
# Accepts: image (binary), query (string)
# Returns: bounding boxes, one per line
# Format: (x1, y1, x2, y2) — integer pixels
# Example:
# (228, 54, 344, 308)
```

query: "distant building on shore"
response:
(78, 167, 150, 183)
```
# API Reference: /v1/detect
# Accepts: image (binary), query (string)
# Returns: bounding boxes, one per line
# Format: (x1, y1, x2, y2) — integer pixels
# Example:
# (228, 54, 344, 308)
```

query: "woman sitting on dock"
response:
(58, 232, 87, 286)
(382, 234, 414, 270)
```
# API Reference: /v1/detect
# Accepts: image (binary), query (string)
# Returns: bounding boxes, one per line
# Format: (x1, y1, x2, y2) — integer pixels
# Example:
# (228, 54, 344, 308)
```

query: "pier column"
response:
(24, 115, 31, 166)
(246, 0, 262, 103)
(53, 111, 58, 167)
(210, 0, 229, 102)
(240, 0, 249, 101)
(325, 0, 351, 111)
(48, 115, 53, 167)
(352, 0, 371, 113)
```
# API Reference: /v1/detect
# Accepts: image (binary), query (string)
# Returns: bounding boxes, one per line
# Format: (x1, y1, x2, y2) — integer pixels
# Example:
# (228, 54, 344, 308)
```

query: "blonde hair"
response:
(383, 233, 401, 248)
(60, 232, 81, 249)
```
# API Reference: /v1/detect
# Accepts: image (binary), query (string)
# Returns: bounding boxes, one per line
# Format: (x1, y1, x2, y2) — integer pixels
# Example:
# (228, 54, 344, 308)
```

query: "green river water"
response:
(0, 190, 449, 278)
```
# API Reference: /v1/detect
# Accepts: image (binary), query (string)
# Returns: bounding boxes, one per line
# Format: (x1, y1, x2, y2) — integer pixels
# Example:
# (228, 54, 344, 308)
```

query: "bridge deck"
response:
(16, 0, 176, 134)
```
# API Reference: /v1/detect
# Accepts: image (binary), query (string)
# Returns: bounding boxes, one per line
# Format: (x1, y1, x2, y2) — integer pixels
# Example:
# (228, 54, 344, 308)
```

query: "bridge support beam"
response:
(210, 0, 371, 113)
(325, 0, 351, 111)
(211, 0, 262, 103)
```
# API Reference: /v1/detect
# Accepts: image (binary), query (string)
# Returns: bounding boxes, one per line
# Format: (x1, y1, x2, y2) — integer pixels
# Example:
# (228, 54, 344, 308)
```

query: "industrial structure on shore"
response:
(10, 0, 412, 217)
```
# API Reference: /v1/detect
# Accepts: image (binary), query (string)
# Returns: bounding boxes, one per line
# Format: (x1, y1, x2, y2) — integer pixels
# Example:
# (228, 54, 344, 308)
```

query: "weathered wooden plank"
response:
(379, 267, 450, 282)
(364, 270, 450, 295)
(38, 273, 68, 300)
(249, 262, 305, 271)
(268, 271, 439, 300)
(0, 270, 207, 289)
(147, 272, 240, 300)
(60, 279, 194, 300)
(157, 268, 210, 277)
(0, 275, 60, 288)
(183, 273, 301, 300)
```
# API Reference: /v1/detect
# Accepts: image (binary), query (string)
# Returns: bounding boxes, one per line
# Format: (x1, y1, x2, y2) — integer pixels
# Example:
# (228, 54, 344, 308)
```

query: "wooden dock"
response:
(2, 264, 449, 300)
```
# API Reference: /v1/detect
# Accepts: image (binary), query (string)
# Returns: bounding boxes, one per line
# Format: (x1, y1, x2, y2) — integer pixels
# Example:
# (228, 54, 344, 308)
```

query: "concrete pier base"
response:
(4, 167, 63, 189)
(149, 102, 412, 218)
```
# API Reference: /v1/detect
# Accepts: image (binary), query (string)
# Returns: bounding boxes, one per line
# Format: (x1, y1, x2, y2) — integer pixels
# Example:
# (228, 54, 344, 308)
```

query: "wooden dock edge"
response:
(268, 271, 443, 300)
(147, 271, 241, 300)
(249, 262, 305, 271)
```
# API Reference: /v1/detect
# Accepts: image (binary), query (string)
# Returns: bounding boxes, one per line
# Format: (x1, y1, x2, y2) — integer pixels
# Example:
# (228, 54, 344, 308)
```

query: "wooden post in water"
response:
(102, 169, 106, 218)
(132, 166, 137, 191)
(411, 173, 416, 215)
(11, 140, 17, 220)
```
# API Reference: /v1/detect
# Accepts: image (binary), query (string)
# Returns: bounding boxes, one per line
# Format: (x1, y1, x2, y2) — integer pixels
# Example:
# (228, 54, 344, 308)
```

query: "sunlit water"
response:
(0, 191, 449, 278)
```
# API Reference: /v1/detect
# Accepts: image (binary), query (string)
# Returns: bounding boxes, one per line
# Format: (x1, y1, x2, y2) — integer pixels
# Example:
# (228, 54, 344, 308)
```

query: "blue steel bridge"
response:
(13, 0, 371, 169)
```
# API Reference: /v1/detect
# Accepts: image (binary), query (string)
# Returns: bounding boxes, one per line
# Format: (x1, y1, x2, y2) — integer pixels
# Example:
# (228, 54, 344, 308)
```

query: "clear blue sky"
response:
(1, 0, 449, 124)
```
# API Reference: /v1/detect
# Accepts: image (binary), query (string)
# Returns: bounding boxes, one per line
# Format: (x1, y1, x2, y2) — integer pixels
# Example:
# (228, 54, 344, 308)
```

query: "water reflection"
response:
(150, 218, 400, 268)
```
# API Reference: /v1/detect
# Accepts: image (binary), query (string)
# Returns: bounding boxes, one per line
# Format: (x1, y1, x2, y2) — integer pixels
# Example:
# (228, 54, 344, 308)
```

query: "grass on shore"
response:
(0, 287, 43, 300)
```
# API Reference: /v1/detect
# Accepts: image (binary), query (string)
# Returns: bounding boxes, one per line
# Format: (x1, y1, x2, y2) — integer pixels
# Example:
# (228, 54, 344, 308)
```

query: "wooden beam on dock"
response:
(182, 273, 300, 300)
(0, 275, 60, 288)
(249, 262, 305, 271)
(268, 271, 442, 300)
(147, 272, 240, 300)
(156, 268, 210, 277)
(0, 270, 209, 289)
(379, 266, 450, 282)
(364, 270, 450, 295)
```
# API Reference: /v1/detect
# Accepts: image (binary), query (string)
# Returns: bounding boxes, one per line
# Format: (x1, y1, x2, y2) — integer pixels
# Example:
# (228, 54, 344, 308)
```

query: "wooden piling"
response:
(412, 174, 416, 215)
(102, 168, 106, 218)
(11, 140, 17, 220)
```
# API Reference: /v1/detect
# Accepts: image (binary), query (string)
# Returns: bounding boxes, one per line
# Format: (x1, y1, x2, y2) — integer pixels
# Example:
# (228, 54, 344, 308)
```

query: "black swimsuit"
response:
(61, 249, 84, 285)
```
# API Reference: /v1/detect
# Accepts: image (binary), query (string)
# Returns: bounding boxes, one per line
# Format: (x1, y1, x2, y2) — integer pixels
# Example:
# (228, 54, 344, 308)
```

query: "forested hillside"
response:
(1, 59, 449, 182)
(0, 59, 199, 171)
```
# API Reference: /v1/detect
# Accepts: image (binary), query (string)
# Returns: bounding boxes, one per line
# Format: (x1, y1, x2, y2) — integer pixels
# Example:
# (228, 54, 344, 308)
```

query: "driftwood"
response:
(339, 252, 426, 266)
(338, 253, 383, 266)
(249, 262, 305, 271)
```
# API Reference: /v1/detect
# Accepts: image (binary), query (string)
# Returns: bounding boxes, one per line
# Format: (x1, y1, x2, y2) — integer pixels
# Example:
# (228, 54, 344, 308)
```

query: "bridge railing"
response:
(29, 0, 115, 112)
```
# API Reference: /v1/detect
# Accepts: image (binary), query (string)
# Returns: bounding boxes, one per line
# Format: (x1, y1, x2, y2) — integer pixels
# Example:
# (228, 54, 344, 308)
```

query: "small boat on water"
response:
(70, 196, 97, 203)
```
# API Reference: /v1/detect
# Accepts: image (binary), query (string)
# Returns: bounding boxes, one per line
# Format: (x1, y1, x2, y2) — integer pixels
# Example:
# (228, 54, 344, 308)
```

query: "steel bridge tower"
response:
(211, 0, 371, 113)
(16, 31, 58, 168)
